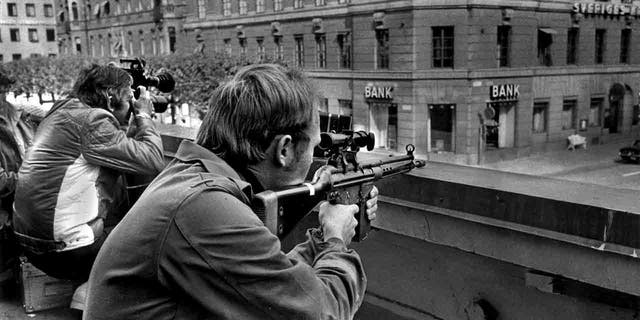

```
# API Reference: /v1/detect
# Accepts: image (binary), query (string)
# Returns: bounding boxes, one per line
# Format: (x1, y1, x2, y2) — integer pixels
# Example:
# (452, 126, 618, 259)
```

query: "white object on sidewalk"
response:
(567, 134, 587, 151)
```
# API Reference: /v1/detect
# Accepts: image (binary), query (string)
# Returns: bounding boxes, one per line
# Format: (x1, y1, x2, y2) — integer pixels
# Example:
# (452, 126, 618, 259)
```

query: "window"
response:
(239, 0, 247, 15)
(562, 99, 577, 130)
(595, 29, 606, 64)
(338, 0, 348, 3)
(99, 34, 104, 56)
(532, 102, 548, 133)
(75, 37, 81, 53)
(104, 1, 110, 15)
(28, 29, 38, 42)
(315, 0, 325, 5)
(620, 29, 631, 64)
(30, 53, 40, 58)
(7, 3, 17, 17)
(274, 36, 283, 60)
(48, 53, 56, 58)
(567, 27, 579, 65)
(315, 34, 326, 68)
(44, 4, 53, 17)
(497, 25, 510, 67)
(295, 35, 304, 67)
(375, 29, 389, 69)
(538, 29, 554, 66)
(224, 38, 231, 55)
(256, 0, 264, 12)
(294, 0, 303, 8)
(319, 98, 329, 113)
(26, 3, 35, 17)
(0, 55, 3, 62)
(274, 0, 282, 11)
(197, 0, 206, 18)
(12, 54, 21, 61)
(337, 33, 352, 69)
(71, 2, 78, 20)
(432, 26, 454, 68)
(589, 97, 603, 126)
(337, 99, 353, 130)
(257, 37, 265, 62)
(239, 38, 247, 57)
(128, 31, 134, 55)
(10, 29, 19, 42)
(222, 0, 231, 16)
(633, 104, 640, 125)
(138, 31, 144, 56)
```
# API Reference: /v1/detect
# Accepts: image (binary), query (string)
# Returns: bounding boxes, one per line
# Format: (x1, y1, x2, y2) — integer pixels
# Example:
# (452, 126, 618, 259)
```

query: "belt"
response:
(13, 231, 66, 254)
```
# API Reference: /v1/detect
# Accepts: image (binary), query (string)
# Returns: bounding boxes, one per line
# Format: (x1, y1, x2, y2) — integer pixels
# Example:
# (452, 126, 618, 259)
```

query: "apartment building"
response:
(0, 0, 58, 62)
(54, 0, 184, 58)
(181, 0, 640, 164)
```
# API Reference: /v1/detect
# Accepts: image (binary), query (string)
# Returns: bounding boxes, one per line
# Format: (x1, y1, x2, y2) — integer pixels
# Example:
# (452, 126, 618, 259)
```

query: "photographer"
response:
(85, 64, 378, 320)
(12, 63, 164, 282)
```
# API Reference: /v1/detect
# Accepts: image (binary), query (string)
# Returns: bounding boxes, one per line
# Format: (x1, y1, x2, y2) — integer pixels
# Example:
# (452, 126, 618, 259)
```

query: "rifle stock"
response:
(252, 147, 426, 242)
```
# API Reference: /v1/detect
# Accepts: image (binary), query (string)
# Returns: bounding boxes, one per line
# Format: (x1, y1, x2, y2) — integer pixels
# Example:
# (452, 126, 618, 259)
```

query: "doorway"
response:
(484, 102, 516, 149)
(369, 102, 397, 149)
(428, 104, 455, 152)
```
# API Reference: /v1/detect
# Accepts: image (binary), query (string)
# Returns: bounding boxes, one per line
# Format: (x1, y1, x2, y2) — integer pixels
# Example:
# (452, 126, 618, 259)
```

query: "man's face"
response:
(110, 84, 134, 125)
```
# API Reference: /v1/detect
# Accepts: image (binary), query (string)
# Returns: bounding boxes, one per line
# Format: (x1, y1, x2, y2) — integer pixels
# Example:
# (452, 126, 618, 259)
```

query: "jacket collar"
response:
(174, 140, 254, 200)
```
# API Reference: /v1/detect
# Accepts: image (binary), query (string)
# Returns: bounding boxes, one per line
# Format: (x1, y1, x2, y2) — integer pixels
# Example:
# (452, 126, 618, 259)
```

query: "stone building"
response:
(54, 0, 184, 58)
(181, 0, 640, 164)
(0, 0, 58, 61)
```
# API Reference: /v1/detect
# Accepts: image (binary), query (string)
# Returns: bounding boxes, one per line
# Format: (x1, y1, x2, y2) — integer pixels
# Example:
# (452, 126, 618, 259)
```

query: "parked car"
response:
(619, 140, 640, 163)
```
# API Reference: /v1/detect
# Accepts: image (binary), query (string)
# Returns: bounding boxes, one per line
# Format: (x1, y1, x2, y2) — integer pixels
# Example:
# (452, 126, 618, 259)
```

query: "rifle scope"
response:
(319, 131, 375, 151)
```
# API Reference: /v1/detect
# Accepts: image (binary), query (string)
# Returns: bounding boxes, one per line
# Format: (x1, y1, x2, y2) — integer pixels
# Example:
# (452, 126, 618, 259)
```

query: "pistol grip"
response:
(328, 183, 374, 242)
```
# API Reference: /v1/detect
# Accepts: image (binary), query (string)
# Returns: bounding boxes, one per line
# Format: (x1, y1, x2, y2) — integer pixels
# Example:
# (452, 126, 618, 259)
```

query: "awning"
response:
(539, 28, 558, 35)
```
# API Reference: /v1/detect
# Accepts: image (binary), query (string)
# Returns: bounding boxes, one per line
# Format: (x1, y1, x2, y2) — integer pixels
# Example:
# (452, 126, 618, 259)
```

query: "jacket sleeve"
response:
(159, 190, 367, 320)
(81, 110, 165, 176)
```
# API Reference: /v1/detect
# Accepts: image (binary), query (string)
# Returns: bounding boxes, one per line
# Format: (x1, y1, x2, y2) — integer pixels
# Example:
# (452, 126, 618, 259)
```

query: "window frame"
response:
(294, 34, 304, 67)
(561, 99, 577, 130)
(432, 26, 454, 68)
(567, 27, 579, 65)
(315, 34, 326, 68)
(595, 28, 606, 64)
(7, 3, 18, 17)
(589, 97, 604, 127)
(337, 32, 352, 69)
(620, 28, 631, 64)
(9, 28, 19, 42)
(25, 3, 36, 17)
(497, 25, 511, 67)
(532, 102, 549, 134)
(44, 4, 53, 17)
(375, 28, 389, 69)
(28, 28, 38, 42)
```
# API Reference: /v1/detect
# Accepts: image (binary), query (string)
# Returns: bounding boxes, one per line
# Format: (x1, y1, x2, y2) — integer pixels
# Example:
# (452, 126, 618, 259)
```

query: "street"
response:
(551, 159, 640, 191)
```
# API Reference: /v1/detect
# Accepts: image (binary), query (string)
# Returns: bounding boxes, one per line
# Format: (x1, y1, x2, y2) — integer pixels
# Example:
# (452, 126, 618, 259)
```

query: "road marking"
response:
(622, 171, 640, 177)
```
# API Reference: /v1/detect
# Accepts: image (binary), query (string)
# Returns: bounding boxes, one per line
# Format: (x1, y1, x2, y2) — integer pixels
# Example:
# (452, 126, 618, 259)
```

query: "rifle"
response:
(252, 131, 426, 242)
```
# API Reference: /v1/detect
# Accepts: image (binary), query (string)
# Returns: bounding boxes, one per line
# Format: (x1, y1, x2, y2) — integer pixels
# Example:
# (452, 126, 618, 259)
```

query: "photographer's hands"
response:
(132, 86, 154, 118)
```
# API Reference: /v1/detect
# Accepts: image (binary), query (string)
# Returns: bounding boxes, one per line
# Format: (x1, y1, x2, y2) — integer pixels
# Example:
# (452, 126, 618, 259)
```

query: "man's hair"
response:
(196, 64, 317, 167)
(70, 64, 131, 110)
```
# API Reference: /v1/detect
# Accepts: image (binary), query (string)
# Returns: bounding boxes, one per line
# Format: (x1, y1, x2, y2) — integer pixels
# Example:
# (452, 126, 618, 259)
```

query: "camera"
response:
(120, 58, 175, 113)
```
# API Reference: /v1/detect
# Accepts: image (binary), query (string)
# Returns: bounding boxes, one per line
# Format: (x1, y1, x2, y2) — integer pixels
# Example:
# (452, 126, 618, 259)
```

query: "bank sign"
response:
(490, 84, 520, 100)
(364, 85, 393, 100)
(573, 2, 640, 16)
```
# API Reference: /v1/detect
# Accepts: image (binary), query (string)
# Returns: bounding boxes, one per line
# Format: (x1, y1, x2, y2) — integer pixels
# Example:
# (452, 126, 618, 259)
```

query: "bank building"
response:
(179, 0, 640, 164)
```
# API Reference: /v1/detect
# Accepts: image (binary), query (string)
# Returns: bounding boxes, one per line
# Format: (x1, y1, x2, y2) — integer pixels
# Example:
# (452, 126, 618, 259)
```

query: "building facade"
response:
(0, 0, 58, 61)
(180, 0, 640, 164)
(54, 0, 184, 58)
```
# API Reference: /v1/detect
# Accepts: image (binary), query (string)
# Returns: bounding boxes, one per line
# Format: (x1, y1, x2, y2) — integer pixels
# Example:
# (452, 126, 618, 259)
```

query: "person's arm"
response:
(80, 110, 164, 175)
(0, 166, 17, 197)
(159, 190, 367, 320)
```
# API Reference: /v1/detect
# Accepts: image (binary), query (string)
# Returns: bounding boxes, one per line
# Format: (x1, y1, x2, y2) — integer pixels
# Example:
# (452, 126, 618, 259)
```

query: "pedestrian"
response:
(12, 63, 165, 283)
(84, 64, 379, 319)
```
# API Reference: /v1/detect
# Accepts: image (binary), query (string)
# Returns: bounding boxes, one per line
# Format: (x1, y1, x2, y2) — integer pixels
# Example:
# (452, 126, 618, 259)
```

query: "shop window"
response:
(429, 104, 455, 152)
(294, 0, 303, 8)
(28, 29, 38, 42)
(589, 97, 603, 126)
(315, 34, 326, 68)
(595, 29, 606, 64)
(239, 0, 247, 15)
(375, 29, 389, 69)
(294, 35, 304, 67)
(274, 0, 282, 11)
(316, 0, 325, 6)
(10, 29, 19, 42)
(256, 37, 265, 62)
(620, 29, 631, 64)
(46, 29, 55, 42)
(432, 26, 454, 68)
(337, 33, 351, 69)
(532, 102, 548, 133)
(26, 3, 35, 17)
(7, 3, 17, 17)
(538, 28, 555, 66)
(562, 99, 577, 130)
(44, 4, 53, 17)
(274, 36, 283, 60)
(633, 105, 640, 125)
(338, 99, 353, 130)
(256, 0, 264, 13)
(222, 0, 231, 16)
(12, 54, 21, 61)
(567, 27, 579, 65)
(497, 25, 510, 67)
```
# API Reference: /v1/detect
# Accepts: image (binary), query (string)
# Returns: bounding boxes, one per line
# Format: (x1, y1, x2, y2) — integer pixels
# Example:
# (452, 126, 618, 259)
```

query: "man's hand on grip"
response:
(132, 86, 154, 116)
(318, 202, 358, 246)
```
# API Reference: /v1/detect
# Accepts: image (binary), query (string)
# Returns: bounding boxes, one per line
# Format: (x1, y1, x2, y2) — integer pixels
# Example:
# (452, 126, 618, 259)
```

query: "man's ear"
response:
(273, 134, 294, 168)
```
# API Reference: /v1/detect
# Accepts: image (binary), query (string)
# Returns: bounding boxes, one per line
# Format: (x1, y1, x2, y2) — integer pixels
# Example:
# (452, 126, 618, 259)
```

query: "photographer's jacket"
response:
(13, 98, 164, 252)
(84, 140, 367, 320)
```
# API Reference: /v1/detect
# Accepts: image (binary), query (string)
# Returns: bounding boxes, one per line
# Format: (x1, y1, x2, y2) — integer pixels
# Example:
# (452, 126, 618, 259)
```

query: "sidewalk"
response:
(470, 140, 631, 177)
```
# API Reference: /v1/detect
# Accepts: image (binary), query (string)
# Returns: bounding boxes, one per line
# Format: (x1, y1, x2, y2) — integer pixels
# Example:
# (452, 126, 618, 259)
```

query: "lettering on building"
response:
(490, 84, 520, 100)
(572, 2, 640, 17)
(364, 85, 393, 99)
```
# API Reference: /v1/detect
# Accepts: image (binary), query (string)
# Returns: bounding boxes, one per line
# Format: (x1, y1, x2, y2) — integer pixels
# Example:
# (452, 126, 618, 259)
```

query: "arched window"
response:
(71, 2, 78, 20)
(104, 1, 111, 15)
